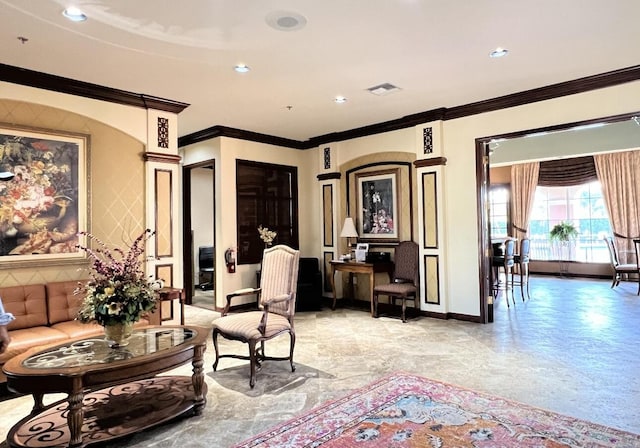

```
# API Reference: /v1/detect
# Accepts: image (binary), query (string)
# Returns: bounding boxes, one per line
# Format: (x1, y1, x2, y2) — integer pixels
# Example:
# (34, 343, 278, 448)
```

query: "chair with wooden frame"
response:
(372, 241, 419, 323)
(492, 237, 516, 307)
(604, 236, 637, 291)
(634, 239, 640, 295)
(211, 244, 300, 388)
(513, 237, 531, 301)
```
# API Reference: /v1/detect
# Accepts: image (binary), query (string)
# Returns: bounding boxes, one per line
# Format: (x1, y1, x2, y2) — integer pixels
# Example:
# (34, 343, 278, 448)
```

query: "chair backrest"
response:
(519, 238, 531, 264)
(634, 239, 640, 269)
(199, 246, 214, 270)
(604, 236, 620, 267)
(259, 245, 300, 317)
(503, 238, 516, 267)
(393, 241, 419, 286)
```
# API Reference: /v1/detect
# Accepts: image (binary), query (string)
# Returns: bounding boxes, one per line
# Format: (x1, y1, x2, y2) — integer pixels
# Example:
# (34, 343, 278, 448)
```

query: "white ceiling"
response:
(1, 0, 639, 142)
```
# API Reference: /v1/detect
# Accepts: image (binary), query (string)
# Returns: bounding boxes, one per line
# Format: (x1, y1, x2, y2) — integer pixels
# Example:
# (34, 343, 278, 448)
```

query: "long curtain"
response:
(510, 162, 540, 241)
(594, 150, 640, 264)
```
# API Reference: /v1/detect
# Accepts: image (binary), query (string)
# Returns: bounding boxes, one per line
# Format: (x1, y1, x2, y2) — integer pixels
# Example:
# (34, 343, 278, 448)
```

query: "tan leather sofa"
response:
(0, 280, 160, 383)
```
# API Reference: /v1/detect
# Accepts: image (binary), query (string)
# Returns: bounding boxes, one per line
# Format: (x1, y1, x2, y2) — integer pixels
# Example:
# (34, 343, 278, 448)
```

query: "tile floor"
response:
(1, 275, 639, 447)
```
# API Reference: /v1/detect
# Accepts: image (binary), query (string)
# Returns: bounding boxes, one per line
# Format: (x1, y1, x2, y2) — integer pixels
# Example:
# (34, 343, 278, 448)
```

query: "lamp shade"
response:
(340, 217, 358, 238)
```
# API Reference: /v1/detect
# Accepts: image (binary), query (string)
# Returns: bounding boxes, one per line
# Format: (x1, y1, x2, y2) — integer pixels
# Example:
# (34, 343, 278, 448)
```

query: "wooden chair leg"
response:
(373, 292, 379, 318)
(212, 330, 221, 372)
(289, 332, 296, 372)
(525, 265, 530, 300)
(249, 340, 257, 388)
(401, 297, 407, 323)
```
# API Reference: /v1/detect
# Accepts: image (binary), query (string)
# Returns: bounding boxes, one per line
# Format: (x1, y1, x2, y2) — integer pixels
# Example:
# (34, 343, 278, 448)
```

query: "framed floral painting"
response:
(356, 169, 399, 242)
(0, 124, 89, 265)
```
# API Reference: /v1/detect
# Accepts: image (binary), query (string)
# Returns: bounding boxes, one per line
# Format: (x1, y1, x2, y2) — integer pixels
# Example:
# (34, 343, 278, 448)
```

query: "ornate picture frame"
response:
(0, 124, 89, 266)
(356, 168, 399, 242)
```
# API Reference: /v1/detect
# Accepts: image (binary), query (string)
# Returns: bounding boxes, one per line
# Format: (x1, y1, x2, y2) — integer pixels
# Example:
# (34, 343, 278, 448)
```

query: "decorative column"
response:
(414, 121, 447, 313)
(317, 143, 341, 298)
(143, 111, 183, 295)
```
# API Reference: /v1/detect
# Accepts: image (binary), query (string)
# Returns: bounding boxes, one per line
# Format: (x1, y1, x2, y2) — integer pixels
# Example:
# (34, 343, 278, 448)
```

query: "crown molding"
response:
(2, 62, 638, 149)
(444, 65, 640, 120)
(0, 63, 189, 114)
(177, 125, 307, 149)
(180, 64, 640, 149)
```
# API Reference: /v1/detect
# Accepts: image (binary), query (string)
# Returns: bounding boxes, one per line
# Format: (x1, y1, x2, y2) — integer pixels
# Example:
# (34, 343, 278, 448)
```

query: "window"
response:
(528, 181, 611, 262)
(489, 185, 510, 239)
(236, 160, 299, 264)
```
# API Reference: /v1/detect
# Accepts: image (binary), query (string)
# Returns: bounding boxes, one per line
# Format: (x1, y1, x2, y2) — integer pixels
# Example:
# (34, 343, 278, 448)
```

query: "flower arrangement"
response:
(76, 229, 157, 326)
(257, 225, 277, 246)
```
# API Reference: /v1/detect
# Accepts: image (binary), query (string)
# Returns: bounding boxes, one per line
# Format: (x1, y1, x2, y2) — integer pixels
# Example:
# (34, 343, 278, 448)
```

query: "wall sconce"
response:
(340, 217, 358, 254)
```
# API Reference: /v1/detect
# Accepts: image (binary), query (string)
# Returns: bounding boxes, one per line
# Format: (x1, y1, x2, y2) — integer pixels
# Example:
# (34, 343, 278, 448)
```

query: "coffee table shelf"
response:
(8, 376, 207, 447)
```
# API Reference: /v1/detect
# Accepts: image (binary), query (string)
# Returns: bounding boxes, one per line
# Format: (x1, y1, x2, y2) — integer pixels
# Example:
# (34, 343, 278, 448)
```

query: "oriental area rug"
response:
(234, 372, 640, 448)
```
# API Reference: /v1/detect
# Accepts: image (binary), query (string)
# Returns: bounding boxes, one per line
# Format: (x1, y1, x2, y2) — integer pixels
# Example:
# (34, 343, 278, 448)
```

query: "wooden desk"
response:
(157, 287, 185, 325)
(329, 260, 394, 315)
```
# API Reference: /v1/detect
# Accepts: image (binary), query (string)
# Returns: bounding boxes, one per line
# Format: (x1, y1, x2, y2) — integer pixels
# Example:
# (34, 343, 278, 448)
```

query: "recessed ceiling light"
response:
(489, 47, 508, 58)
(334, 96, 347, 104)
(234, 64, 250, 73)
(62, 7, 87, 22)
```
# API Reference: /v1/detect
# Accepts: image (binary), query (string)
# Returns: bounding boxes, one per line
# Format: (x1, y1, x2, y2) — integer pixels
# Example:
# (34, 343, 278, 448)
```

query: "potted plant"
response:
(549, 221, 579, 243)
(549, 221, 578, 274)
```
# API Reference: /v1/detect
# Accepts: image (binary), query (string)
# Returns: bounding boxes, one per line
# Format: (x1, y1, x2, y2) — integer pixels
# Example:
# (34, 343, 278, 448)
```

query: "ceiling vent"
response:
(367, 83, 401, 96)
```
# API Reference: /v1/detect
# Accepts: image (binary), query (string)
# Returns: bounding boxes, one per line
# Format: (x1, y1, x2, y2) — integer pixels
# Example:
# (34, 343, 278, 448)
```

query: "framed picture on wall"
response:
(0, 124, 89, 266)
(356, 168, 399, 242)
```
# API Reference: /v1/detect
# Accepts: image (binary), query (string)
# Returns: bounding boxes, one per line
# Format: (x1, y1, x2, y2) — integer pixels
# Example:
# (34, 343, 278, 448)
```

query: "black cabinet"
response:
(296, 257, 323, 311)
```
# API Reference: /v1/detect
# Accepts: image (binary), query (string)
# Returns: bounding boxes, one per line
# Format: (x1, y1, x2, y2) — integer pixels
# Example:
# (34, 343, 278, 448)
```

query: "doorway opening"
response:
(475, 111, 640, 323)
(182, 161, 215, 309)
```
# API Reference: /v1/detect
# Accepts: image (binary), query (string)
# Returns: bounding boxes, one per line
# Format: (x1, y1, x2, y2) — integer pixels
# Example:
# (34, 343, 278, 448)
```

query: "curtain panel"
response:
(594, 150, 640, 264)
(510, 162, 540, 241)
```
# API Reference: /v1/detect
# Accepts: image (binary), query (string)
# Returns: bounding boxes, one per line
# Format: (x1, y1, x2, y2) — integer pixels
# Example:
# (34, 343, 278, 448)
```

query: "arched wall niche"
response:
(0, 98, 146, 286)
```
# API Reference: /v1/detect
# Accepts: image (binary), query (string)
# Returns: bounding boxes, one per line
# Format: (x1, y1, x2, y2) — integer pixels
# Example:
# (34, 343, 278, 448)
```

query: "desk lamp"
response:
(340, 217, 358, 259)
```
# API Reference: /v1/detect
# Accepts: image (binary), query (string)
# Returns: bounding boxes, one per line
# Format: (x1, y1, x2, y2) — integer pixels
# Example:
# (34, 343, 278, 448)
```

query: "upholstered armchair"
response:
(211, 244, 300, 388)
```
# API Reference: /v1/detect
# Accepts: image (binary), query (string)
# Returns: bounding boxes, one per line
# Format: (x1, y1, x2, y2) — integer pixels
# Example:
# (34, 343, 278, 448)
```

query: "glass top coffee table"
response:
(2, 325, 209, 448)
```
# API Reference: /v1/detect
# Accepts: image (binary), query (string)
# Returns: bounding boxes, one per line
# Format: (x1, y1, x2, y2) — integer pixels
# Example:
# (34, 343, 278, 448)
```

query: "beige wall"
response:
(184, 80, 640, 319)
(182, 137, 319, 308)
(0, 98, 147, 287)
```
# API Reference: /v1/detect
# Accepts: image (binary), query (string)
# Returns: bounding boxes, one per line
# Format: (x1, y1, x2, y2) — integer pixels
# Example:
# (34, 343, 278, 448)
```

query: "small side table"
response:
(157, 287, 185, 325)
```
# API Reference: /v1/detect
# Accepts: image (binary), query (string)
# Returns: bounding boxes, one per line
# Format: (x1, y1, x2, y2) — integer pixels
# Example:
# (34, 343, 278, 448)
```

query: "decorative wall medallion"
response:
(158, 117, 169, 148)
(423, 127, 433, 154)
(323, 147, 331, 169)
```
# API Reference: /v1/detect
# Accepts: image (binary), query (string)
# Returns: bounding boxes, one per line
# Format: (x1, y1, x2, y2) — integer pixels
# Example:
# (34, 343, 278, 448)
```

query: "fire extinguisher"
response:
(225, 247, 236, 273)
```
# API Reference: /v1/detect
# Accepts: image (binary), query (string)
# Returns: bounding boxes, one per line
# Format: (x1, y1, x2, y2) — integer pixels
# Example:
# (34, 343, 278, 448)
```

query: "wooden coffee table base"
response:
(7, 376, 207, 448)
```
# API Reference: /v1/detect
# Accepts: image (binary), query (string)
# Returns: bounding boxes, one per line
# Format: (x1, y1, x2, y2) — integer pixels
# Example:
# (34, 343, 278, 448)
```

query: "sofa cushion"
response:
(45, 280, 88, 325)
(0, 285, 48, 331)
(0, 326, 69, 364)
(51, 321, 103, 339)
